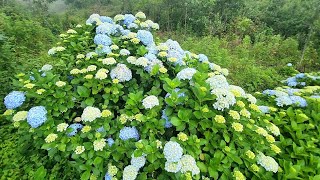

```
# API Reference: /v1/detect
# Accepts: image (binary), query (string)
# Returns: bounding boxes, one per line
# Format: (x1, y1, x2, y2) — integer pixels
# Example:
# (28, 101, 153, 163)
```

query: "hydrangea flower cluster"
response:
(119, 126, 139, 140)
(142, 95, 159, 109)
(81, 106, 102, 122)
(27, 106, 47, 128)
(263, 88, 307, 107)
(257, 153, 279, 173)
(3, 11, 285, 179)
(4, 91, 26, 109)
(163, 141, 200, 176)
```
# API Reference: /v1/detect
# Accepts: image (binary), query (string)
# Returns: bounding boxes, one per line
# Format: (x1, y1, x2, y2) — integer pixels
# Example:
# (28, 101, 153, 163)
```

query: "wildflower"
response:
(45, 133, 58, 143)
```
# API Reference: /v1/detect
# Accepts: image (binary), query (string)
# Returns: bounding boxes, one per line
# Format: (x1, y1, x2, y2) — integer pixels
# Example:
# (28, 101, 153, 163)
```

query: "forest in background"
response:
(0, 0, 319, 101)
(0, 1, 320, 179)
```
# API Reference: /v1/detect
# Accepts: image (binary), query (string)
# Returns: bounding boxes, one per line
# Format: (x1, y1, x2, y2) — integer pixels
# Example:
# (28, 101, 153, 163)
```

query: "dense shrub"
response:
(2, 12, 283, 179)
(256, 72, 320, 179)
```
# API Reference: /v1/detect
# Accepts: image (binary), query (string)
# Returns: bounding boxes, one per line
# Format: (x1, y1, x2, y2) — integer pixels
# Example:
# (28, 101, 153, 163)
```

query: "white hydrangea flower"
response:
(180, 155, 200, 175)
(114, 14, 125, 21)
(95, 69, 108, 80)
(93, 138, 106, 151)
(176, 68, 197, 80)
(81, 106, 102, 122)
(267, 123, 280, 136)
(211, 88, 236, 110)
(123, 165, 138, 180)
(165, 161, 182, 173)
(163, 141, 183, 162)
(110, 63, 132, 82)
(257, 153, 279, 173)
(41, 64, 53, 71)
(142, 95, 159, 109)
(131, 154, 146, 169)
(135, 12, 146, 19)
(87, 65, 97, 72)
(206, 75, 229, 89)
(246, 94, 257, 104)
(101, 57, 116, 65)
(57, 123, 69, 132)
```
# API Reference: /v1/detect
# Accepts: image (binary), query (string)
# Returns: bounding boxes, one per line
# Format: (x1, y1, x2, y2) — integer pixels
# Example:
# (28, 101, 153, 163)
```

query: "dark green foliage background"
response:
(0, 0, 319, 179)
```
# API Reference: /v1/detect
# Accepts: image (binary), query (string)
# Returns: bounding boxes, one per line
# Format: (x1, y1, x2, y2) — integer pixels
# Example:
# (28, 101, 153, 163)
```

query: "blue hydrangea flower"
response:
(4, 91, 26, 109)
(104, 173, 112, 180)
(263, 89, 276, 96)
(299, 82, 306, 86)
(198, 54, 209, 63)
(119, 126, 139, 141)
(290, 96, 307, 107)
(96, 23, 117, 35)
(68, 123, 83, 136)
(286, 88, 300, 95)
(97, 126, 105, 133)
(94, 34, 112, 46)
(30, 76, 35, 81)
(146, 44, 158, 54)
(107, 138, 114, 147)
(295, 73, 305, 78)
(275, 96, 292, 107)
(124, 14, 136, 26)
(258, 106, 270, 113)
(121, 29, 131, 36)
(161, 109, 172, 128)
(165, 88, 186, 98)
(286, 77, 297, 87)
(100, 16, 114, 24)
(96, 46, 111, 55)
(144, 53, 157, 61)
(287, 63, 292, 67)
(137, 30, 154, 46)
(27, 106, 47, 128)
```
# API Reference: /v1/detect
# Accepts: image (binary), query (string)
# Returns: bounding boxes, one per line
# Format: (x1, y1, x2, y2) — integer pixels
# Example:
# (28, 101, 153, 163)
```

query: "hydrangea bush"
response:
(256, 72, 320, 179)
(3, 12, 281, 179)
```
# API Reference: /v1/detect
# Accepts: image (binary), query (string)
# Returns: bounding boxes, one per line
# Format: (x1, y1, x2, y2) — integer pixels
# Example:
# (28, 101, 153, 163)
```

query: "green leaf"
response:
(81, 170, 91, 180)
(93, 157, 103, 167)
(171, 116, 182, 126)
(58, 144, 66, 152)
(34, 166, 47, 180)
(137, 45, 148, 56)
(85, 97, 95, 106)
(77, 86, 90, 97)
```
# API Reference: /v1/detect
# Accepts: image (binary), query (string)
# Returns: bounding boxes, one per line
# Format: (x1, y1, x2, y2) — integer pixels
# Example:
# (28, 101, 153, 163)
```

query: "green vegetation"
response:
(0, 0, 319, 179)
